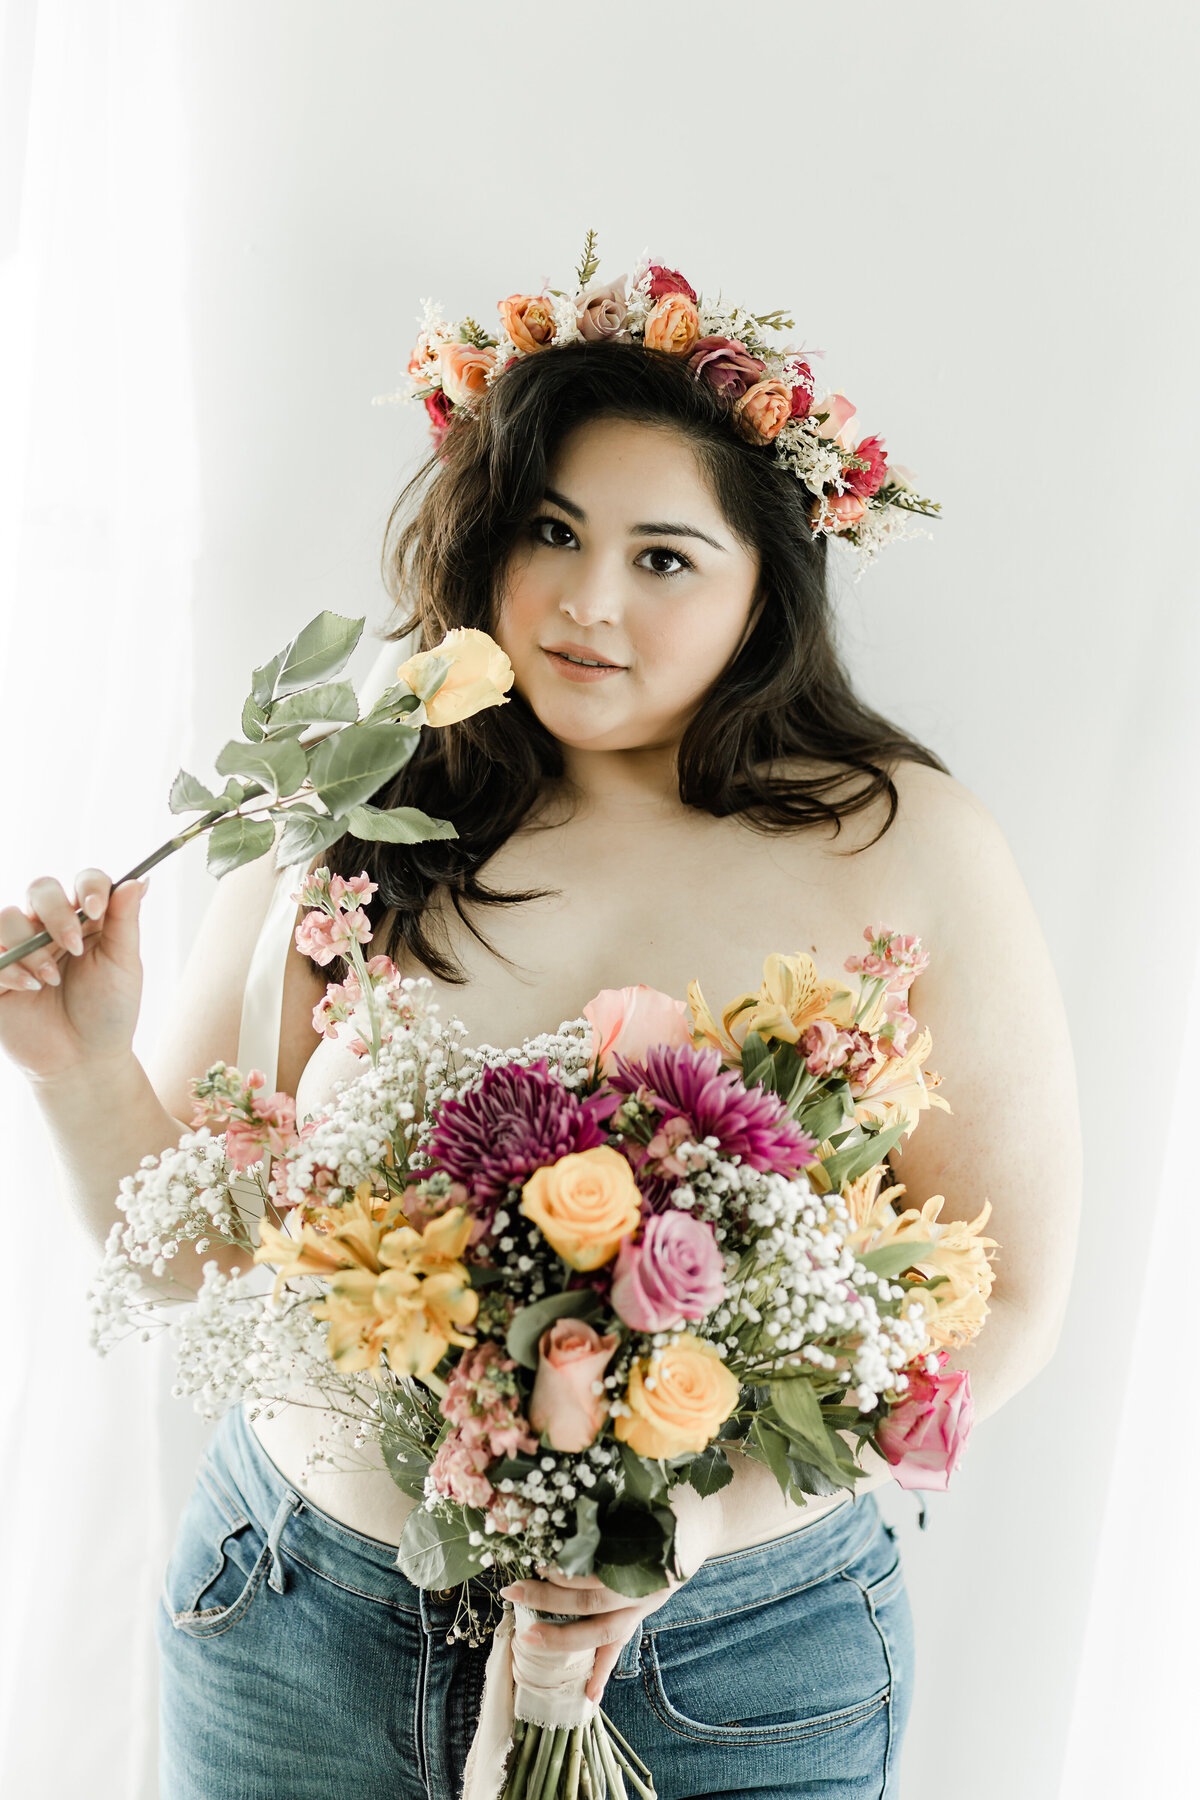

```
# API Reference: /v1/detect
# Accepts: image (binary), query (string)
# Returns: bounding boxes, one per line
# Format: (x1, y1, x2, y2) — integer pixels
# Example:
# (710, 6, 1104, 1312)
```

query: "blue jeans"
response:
(158, 1404, 914, 1799)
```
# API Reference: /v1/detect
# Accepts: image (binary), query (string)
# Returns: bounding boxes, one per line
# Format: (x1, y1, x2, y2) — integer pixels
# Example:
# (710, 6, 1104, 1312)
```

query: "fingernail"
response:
(18, 971, 41, 991)
(65, 929, 84, 956)
(83, 895, 104, 918)
(39, 963, 61, 987)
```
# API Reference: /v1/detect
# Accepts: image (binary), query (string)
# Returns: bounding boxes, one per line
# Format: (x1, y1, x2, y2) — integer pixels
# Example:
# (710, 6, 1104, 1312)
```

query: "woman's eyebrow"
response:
(542, 486, 729, 553)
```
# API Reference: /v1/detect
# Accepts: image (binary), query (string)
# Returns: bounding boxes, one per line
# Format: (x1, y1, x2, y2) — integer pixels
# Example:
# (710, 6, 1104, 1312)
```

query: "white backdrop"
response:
(1, 3, 1197, 1795)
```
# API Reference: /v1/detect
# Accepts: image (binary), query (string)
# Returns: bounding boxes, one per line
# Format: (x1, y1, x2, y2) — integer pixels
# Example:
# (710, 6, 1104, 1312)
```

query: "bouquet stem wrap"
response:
(461, 1606, 597, 1800)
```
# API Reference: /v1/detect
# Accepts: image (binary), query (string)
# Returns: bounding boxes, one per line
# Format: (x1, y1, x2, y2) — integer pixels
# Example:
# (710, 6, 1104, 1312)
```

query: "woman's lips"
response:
(541, 646, 627, 684)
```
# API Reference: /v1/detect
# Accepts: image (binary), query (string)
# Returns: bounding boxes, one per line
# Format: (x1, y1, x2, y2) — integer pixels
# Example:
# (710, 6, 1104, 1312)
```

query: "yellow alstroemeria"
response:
(253, 1183, 407, 1299)
(307, 1205, 478, 1380)
(689, 954, 853, 1061)
(851, 1027, 952, 1138)
(851, 1193, 998, 1352)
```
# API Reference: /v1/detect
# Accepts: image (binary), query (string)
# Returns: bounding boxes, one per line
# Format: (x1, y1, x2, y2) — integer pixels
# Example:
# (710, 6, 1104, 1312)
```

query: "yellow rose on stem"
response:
(396, 627, 515, 727)
(520, 1145, 641, 1271)
(615, 1334, 740, 1459)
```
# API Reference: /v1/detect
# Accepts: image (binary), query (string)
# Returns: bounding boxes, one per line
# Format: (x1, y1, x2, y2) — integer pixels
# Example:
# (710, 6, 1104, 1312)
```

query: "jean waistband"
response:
(209, 1403, 881, 1629)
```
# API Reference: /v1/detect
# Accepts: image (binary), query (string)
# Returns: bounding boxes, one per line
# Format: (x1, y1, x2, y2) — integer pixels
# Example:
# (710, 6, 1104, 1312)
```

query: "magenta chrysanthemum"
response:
(611, 1044, 817, 1175)
(428, 1061, 611, 1208)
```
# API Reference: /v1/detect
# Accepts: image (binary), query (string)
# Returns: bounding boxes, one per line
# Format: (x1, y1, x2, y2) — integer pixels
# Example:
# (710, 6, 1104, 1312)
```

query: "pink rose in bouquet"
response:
(528, 1318, 619, 1452)
(877, 1360, 974, 1492)
(788, 362, 815, 418)
(582, 983, 692, 1077)
(610, 1211, 726, 1333)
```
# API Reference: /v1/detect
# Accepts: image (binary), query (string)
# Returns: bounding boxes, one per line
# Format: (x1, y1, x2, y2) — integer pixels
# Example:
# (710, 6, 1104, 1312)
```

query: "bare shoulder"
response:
(866, 760, 1028, 940)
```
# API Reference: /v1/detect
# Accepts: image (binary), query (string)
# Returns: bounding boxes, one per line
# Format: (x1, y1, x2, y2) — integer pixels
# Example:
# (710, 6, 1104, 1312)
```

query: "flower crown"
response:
(382, 231, 941, 577)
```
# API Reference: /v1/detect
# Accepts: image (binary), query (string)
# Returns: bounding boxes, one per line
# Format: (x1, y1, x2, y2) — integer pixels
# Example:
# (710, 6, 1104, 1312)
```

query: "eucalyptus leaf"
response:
(215, 735, 308, 799)
(396, 1503, 482, 1589)
(554, 1497, 601, 1578)
(206, 815, 275, 879)
(818, 1119, 907, 1191)
(505, 1289, 603, 1370)
(168, 769, 218, 815)
(306, 721, 420, 817)
(856, 1240, 936, 1280)
(683, 1444, 735, 1497)
(268, 680, 360, 730)
(347, 802, 457, 844)
(275, 611, 365, 696)
(381, 1435, 431, 1499)
(273, 805, 346, 867)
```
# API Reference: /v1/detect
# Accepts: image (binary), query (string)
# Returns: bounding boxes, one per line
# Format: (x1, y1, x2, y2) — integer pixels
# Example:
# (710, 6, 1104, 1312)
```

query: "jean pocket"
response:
(162, 1459, 271, 1640)
(643, 1567, 893, 1747)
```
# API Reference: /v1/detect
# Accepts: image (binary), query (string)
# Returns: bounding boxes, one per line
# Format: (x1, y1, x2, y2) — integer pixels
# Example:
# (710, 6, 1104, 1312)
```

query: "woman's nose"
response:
(557, 560, 623, 629)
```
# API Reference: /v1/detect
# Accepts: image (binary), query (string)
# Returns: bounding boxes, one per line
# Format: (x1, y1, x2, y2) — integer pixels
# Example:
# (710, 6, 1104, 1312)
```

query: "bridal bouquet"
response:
(91, 866, 997, 1800)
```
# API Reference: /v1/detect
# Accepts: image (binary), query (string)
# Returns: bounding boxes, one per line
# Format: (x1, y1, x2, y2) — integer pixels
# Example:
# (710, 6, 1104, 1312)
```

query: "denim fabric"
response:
(158, 1403, 914, 1799)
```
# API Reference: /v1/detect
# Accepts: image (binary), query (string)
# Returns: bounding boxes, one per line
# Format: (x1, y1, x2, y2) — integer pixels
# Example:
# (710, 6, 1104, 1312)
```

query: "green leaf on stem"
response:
(359, 684, 423, 727)
(168, 769, 219, 815)
(396, 1503, 483, 1589)
(855, 1240, 936, 1280)
(403, 652, 451, 704)
(617, 1441, 668, 1505)
(272, 804, 347, 867)
(740, 1031, 775, 1090)
(251, 649, 285, 709)
(215, 735, 308, 799)
(749, 1417, 794, 1492)
(593, 1502, 675, 1594)
(206, 815, 275, 878)
(769, 1374, 826, 1442)
(267, 680, 360, 730)
(505, 1289, 603, 1370)
(683, 1443, 735, 1496)
(306, 721, 420, 817)
(818, 1119, 907, 1191)
(346, 803, 457, 844)
(241, 694, 268, 741)
(798, 1085, 853, 1144)
(274, 612, 365, 697)
(380, 1435, 431, 1499)
(785, 1455, 845, 1498)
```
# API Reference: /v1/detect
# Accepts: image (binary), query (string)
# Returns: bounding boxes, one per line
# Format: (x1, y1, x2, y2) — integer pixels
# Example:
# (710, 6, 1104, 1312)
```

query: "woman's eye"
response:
(636, 546, 693, 579)
(533, 516, 577, 549)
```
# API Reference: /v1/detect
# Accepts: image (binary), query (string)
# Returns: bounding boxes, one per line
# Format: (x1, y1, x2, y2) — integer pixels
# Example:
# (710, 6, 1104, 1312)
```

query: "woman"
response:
(0, 333, 1081, 1798)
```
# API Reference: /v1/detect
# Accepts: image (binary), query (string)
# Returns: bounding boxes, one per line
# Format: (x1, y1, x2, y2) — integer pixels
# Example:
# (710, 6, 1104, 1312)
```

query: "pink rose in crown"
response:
(877, 1361, 974, 1492)
(733, 378, 793, 445)
(529, 1318, 619, 1452)
(646, 264, 698, 303)
(424, 388, 454, 444)
(788, 362, 815, 419)
(813, 392, 858, 446)
(843, 434, 889, 500)
(577, 277, 629, 342)
(582, 983, 692, 1077)
(686, 336, 766, 400)
(813, 492, 867, 536)
(610, 1211, 726, 1333)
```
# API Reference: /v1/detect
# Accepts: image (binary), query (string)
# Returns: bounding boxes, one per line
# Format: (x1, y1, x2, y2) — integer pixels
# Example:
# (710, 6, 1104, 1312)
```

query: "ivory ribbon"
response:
(460, 1605, 597, 1800)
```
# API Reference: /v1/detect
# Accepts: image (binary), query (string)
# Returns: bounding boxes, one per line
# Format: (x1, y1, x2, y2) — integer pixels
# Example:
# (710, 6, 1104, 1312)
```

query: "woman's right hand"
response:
(0, 870, 149, 1083)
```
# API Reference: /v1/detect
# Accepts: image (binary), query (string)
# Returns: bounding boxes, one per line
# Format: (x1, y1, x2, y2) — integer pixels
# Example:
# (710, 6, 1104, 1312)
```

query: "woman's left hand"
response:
(497, 1568, 681, 1702)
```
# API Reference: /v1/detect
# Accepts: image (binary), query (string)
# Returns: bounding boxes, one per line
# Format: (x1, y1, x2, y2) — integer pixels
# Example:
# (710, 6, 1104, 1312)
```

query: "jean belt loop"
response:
(266, 1490, 302, 1595)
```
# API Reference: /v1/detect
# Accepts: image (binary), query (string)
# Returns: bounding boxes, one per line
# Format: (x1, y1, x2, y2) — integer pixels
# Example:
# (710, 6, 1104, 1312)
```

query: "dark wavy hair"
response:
(318, 339, 946, 982)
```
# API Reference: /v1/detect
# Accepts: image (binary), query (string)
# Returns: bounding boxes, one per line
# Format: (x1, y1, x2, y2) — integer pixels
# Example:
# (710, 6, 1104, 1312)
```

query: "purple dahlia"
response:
(610, 1043, 817, 1176)
(427, 1061, 613, 1208)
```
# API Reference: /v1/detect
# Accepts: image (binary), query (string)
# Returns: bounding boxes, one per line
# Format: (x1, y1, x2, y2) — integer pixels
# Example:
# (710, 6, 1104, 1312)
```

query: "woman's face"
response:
(495, 416, 761, 754)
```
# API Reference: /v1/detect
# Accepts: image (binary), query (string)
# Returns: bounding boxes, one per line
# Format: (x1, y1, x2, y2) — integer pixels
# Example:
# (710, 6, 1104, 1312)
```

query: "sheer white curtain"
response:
(0, 3, 200, 1795)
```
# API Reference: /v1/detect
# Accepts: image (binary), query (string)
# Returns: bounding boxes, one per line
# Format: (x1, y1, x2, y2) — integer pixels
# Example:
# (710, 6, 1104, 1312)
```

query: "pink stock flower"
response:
(582, 984, 692, 1077)
(646, 264, 697, 303)
(528, 1318, 619, 1452)
(428, 1438, 493, 1510)
(877, 1360, 974, 1493)
(330, 873, 378, 906)
(610, 1211, 726, 1333)
(798, 1018, 854, 1078)
(294, 905, 373, 967)
(224, 1089, 298, 1173)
